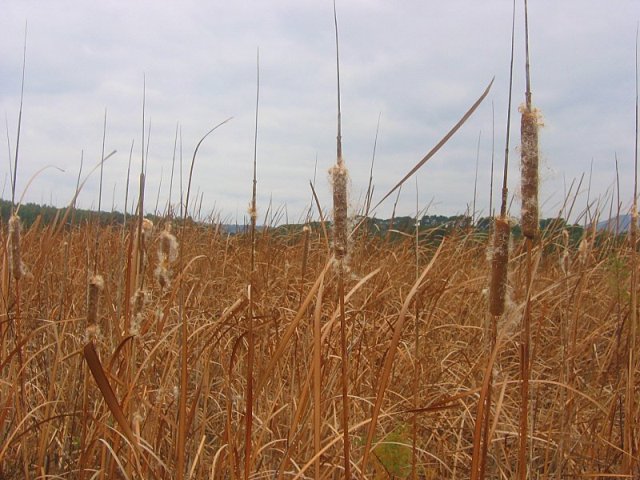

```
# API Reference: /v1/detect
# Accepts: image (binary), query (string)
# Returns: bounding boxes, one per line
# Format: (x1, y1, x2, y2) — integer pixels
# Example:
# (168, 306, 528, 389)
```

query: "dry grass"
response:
(0, 215, 638, 478)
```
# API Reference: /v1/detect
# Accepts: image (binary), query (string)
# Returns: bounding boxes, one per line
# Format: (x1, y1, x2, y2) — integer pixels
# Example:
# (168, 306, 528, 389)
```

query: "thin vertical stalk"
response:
(475, 2, 516, 478)
(411, 178, 420, 480)
(623, 22, 639, 476)
(93, 108, 107, 274)
(489, 102, 495, 218)
(472, 130, 481, 225)
(244, 49, 259, 480)
(167, 123, 179, 217)
(332, 2, 351, 478)
(11, 24, 27, 208)
(518, 1, 541, 477)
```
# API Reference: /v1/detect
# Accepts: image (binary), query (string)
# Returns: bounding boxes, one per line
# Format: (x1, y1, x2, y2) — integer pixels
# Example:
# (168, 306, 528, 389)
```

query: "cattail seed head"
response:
(142, 218, 154, 241)
(578, 236, 590, 265)
(87, 274, 104, 326)
(154, 265, 170, 290)
(560, 229, 570, 275)
(155, 226, 178, 290)
(133, 411, 143, 439)
(248, 203, 258, 224)
(520, 105, 542, 240)
(8, 215, 25, 281)
(329, 161, 349, 261)
(130, 288, 149, 335)
(489, 216, 510, 317)
(131, 288, 148, 316)
(159, 227, 178, 263)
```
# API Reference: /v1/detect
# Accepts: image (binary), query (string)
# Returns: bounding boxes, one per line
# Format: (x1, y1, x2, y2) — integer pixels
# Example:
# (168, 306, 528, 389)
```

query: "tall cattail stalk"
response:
(411, 181, 421, 480)
(244, 49, 260, 480)
(331, 3, 351, 477)
(518, 1, 541, 477)
(623, 24, 639, 477)
(473, 3, 516, 478)
(7, 28, 30, 479)
(79, 272, 104, 479)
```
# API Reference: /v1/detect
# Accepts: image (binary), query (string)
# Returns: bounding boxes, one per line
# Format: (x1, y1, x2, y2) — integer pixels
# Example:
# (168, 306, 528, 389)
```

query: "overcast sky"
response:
(1, 1, 639, 224)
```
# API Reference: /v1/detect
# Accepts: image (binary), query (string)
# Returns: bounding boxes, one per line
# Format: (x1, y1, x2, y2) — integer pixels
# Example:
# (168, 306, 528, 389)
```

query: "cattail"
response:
(87, 274, 104, 327)
(578, 235, 590, 265)
(248, 203, 258, 225)
(130, 288, 148, 335)
(155, 225, 178, 290)
(142, 218, 154, 242)
(8, 214, 25, 281)
(159, 224, 178, 262)
(133, 411, 143, 440)
(330, 161, 349, 261)
(132, 217, 154, 292)
(560, 229, 570, 275)
(489, 216, 510, 317)
(520, 105, 541, 240)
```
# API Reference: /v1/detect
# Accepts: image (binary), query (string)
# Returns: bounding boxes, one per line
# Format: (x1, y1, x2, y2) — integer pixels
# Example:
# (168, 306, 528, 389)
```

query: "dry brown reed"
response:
(0, 218, 638, 478)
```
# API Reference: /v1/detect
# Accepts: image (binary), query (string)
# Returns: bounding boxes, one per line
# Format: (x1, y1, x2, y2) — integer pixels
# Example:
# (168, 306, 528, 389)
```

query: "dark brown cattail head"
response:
(489, 216, 510, 317)
(520, 105, 542, 240)
(8, 215, 23, 281)
(330, 161, 349, 261)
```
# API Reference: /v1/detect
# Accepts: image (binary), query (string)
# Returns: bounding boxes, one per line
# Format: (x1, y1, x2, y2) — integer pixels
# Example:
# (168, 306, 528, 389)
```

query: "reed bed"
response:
(0, 214, 637, 478)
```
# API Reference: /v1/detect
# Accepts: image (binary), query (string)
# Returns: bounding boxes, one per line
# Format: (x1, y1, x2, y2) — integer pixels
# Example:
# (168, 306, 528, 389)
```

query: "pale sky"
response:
(1, 1, 639, 224)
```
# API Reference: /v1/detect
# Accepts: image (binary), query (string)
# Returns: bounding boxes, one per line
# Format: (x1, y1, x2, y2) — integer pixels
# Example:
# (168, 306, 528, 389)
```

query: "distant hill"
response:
(595, 214, 634, 233)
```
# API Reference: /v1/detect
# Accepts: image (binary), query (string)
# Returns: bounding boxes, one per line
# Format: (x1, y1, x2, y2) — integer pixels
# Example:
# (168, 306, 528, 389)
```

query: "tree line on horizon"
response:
(0, 197, 589, 243)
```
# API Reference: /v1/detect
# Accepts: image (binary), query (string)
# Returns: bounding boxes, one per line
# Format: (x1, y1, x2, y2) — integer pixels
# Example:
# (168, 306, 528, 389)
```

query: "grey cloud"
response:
(1, 0, 639, 223)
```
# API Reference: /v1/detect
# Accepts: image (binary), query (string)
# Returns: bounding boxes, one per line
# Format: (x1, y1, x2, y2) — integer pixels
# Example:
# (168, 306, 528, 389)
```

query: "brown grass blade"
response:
(83, 342, 139, 451)
(309, 180, 330, 254)
(370, 78, 494, 212)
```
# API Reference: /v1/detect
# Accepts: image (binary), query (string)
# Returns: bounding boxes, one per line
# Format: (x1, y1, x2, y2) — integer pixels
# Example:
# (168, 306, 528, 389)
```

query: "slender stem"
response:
(244, 48, 260, 480)
(12, 23, 27, 209)
(501, 0, 517, 217)
(334, 0, 342, 165)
